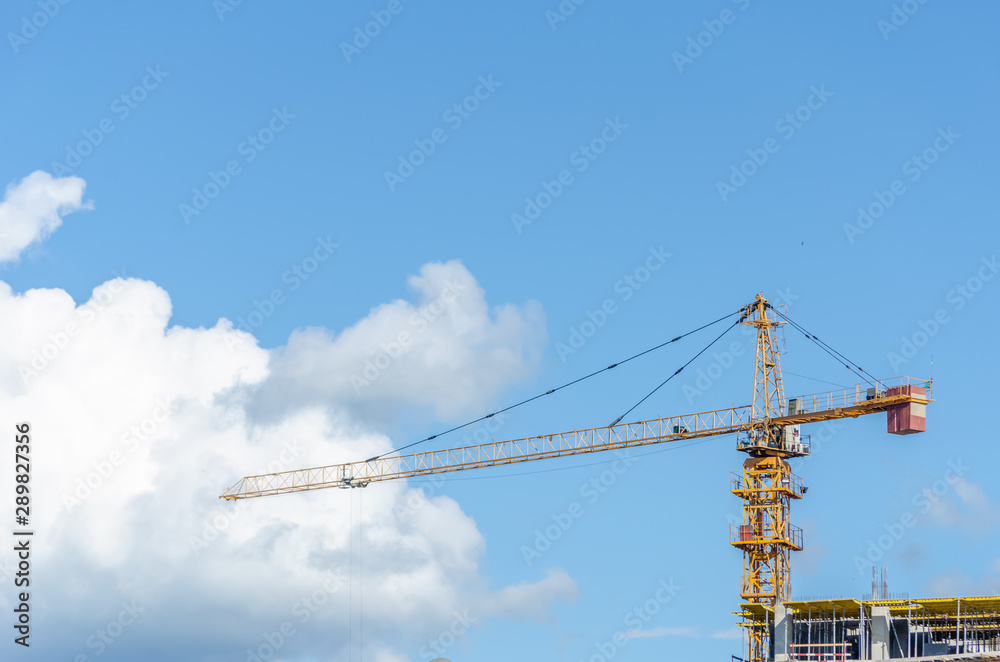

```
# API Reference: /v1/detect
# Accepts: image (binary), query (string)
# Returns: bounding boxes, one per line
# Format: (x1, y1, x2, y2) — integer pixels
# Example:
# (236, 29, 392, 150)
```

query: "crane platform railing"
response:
(780, 376, 931, 424)
(731, 472, 805, 499)
(730, 522, 804, 550)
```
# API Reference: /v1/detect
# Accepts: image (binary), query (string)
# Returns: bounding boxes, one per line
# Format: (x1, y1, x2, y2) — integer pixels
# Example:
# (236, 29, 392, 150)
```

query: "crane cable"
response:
(403, 317, 745, 483)
(781, 370, 848, 389)
(769, 308, 880, 385)
(368, 308, 743, 461)
(349, 490, 353, 661)
(349, 490, 365, 662)
(607, 317, 743, 426)
(359, 488, 364, 662)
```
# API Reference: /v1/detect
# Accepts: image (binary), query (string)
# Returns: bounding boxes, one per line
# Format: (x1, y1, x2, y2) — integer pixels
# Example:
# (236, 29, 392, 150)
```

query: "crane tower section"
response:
(734, 295, 807, 662)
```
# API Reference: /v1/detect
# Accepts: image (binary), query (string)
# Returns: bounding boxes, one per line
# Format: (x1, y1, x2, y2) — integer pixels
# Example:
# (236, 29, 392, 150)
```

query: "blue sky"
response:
(1, 1, 998, 661)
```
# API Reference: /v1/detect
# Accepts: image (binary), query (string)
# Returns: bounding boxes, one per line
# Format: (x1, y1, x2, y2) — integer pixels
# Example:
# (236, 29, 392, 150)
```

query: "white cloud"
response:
(712, 627, 744, 640)
(953, 478, 994, 510)
(924, 476, 1000, 535)
(246, 259, 547, 424)
(480, 568, 579, 622)
(0, 170, 90, 262)
(0, 257, 557, 660)
(925, 569, 1000, 598)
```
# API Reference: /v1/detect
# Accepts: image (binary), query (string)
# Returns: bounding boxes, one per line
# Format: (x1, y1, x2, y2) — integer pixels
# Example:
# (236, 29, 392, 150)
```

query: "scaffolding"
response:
(736, 596, 1000, 660)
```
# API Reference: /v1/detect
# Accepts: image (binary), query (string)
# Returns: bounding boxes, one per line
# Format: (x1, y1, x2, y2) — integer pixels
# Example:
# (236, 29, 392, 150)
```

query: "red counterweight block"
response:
(886, 385, 927, 434)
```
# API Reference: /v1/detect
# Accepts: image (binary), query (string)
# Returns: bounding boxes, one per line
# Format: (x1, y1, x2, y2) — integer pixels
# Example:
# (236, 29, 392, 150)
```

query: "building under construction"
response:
(738, 594, 1000, 661)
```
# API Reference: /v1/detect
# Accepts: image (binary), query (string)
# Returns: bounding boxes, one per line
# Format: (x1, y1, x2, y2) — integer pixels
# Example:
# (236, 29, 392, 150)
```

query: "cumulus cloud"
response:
(246, 259, 547, 424)
(0, 258, 557, 660)
(924, 476, 1000, 535)
(479, 568, 579, 622)
(0, 170, 90, 262)
(925, 568, 1000, 598)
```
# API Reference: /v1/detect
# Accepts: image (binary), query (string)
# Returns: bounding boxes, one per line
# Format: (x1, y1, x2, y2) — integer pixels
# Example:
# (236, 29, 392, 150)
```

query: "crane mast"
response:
(734, 294, 801, 662)
(220, 294, 932, 662)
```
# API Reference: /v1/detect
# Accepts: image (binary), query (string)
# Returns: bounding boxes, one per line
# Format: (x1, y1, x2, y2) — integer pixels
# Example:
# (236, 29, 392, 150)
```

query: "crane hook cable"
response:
(367, 308, 743, 461)
(607, 317, 743, 427)
(769, 308, 880, 385)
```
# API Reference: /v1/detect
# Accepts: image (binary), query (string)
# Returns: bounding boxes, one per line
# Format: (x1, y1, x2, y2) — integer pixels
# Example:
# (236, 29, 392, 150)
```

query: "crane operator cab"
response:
(737, 424, 811, 457)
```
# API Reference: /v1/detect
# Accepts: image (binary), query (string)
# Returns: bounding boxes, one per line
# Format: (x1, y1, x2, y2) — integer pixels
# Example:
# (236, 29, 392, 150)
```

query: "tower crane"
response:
(220, 294, 932, 662)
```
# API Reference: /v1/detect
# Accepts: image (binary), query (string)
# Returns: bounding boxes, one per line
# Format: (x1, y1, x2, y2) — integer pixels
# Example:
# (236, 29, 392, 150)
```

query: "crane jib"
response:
(220, 377, 931, 501)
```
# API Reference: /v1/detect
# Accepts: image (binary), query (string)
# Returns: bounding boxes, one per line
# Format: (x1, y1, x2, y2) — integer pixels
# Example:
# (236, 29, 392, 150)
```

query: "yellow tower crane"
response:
(220, 294, 932, 662)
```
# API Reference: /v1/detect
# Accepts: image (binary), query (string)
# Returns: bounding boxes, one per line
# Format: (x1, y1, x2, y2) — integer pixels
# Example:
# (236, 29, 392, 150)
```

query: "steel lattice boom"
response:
(220, 377, 931, 501)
